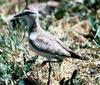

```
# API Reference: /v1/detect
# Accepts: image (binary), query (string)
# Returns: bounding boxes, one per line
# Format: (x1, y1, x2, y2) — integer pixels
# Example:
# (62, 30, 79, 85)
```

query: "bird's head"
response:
(15, 9, 40, 18)
(10, 8, 41, 28)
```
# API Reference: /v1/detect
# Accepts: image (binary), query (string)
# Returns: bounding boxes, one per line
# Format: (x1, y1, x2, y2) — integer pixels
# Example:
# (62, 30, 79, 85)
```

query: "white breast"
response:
(29, 32, 37, 40)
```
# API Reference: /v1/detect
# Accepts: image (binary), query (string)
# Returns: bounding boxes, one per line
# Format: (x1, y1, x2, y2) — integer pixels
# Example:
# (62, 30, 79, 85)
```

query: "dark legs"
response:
(42, 60, 62, 85)
(47, 62, 51, 85)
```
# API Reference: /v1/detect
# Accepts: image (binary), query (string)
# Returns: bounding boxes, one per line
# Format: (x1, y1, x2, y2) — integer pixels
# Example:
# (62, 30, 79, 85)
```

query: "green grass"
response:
(0, 0, 100, 85)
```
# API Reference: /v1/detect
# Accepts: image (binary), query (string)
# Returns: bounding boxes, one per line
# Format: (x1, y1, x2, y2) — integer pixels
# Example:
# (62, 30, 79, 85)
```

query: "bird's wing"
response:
(29, 33, 71, 57)
(45, 32, 83, 60)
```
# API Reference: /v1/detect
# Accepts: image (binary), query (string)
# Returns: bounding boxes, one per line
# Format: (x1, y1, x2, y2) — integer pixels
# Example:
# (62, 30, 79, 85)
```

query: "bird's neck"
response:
(28, 16, 43, 34)
(28, 23, 36, 34)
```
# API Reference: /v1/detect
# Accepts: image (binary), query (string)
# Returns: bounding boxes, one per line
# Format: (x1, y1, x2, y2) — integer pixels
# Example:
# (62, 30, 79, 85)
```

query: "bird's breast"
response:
(29, 32, 38, 40)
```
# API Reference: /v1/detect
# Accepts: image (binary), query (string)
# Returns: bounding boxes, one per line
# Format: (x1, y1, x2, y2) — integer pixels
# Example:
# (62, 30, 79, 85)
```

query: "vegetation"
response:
(0, 0, 100, 85)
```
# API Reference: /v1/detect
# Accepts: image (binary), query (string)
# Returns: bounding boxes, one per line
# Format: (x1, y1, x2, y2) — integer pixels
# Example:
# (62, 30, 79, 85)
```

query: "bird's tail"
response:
(68, 50, 84, 60)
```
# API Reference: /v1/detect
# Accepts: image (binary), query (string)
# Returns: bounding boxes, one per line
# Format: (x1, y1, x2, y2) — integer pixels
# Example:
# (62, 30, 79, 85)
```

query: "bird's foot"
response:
(41, 60, 62, 67)
(41, 61, 48, 66)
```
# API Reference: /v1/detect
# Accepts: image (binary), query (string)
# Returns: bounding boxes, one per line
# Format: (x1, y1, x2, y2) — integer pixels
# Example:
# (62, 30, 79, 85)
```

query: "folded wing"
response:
(29, 33, 71, 57)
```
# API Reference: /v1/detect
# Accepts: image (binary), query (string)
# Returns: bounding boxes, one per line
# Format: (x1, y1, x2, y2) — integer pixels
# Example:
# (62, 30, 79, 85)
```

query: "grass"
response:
(0, 0, 100, 85)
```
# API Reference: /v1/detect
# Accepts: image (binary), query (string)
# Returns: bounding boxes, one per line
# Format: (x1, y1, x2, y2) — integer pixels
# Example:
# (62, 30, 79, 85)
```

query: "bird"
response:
(11, 9, 83, 61)
(10, 8, 83, 85)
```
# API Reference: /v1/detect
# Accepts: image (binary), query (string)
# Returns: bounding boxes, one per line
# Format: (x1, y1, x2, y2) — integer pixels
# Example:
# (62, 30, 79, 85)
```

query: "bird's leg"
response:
(47, 61, 51, 85)
(41, 60, 62, 66)
(41, 60, 62, 85)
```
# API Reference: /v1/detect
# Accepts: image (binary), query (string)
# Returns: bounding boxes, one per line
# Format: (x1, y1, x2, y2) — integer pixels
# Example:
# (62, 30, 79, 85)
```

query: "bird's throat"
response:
(28, 22, 37, 34)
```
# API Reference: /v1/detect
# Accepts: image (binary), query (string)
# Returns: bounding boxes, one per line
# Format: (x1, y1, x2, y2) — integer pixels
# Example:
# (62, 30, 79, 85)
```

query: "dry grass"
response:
(0, 0, 100, 85)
